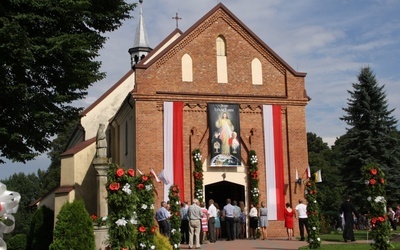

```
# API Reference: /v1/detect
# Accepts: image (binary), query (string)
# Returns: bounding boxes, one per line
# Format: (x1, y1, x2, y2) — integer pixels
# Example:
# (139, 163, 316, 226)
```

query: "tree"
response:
(0, 0, 136, 163)
(50, 200, 95, 250)
(26, 205, 54, 250)
(38, 118, 79, 197)
(307, 133, 342, 222)
(1, 173, 41, 236)
(339, 66, 400, 207)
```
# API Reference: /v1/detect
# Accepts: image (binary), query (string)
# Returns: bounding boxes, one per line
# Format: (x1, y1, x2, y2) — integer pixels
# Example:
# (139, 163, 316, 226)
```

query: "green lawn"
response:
(299, 230, 400, 249)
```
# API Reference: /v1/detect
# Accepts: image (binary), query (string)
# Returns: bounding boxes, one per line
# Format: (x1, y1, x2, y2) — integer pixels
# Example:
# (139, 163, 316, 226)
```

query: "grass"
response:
(298, 229, 400, 249)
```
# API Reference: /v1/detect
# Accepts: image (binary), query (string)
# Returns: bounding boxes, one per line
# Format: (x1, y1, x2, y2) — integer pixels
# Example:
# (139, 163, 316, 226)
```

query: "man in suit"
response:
(341, 196, 358, 242)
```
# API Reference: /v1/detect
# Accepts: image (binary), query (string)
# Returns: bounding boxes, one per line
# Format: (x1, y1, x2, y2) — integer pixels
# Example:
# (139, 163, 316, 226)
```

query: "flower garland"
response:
(305, 179, 320, 249)
(192, 149, 204, 202)
(91, 214, 108, 227)
(106, 163, 138, 249)
(362, 163, 391, 250)
(248, 150, 259, 205)
(133, 171, 157, 250)
(168, 185, 182, 249)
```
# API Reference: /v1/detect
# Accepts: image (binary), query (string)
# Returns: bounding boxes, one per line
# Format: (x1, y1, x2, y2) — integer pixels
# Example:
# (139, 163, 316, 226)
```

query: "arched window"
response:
(216, 36, 228, 83)
(251, 58, 263, 85)
(181, 54, 193, 82)
(216, 36, 226, 56)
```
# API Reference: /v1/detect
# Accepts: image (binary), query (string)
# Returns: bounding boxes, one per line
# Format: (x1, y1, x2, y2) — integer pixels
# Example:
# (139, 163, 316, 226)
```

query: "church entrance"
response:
(205, 181, 245, 208)
(205, 181, 246, 239)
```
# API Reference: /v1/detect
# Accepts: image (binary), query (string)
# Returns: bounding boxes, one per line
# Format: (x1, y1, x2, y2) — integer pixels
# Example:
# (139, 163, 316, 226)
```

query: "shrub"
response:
(154, 231, 173, 250)
(6, 234, 26, 250)
(49, 200, 95, 250)
(26, 205, 54, 250)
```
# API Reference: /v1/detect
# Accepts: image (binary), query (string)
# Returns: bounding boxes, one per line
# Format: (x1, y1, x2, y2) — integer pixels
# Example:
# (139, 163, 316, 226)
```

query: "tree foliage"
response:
(26, 205, 54, 250)
(38, 118, 79, 197)
(1, 173, 40, 236)
(339, 66, 400, 207)
(307, 133, 342, 221)
(0, 0, 136, 163)
(49, 200, 95, 250)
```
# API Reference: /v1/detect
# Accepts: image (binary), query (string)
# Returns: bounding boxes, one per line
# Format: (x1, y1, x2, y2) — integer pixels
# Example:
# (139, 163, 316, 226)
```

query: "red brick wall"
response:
(131, 8, 309, 236)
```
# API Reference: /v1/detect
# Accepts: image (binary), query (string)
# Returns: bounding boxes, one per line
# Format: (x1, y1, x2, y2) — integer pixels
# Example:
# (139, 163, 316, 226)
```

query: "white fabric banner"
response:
(263, 105, 278, 220)
(163, 102, 174, 201)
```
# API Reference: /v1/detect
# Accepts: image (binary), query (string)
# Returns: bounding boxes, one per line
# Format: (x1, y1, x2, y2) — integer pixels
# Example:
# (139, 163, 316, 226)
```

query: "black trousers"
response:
(208, 217, 216, 243)
(298, 218, 309, 240)
(181, 219, 189, 243)
(158, 220, 169, 236)
(225, 217, 235, 240)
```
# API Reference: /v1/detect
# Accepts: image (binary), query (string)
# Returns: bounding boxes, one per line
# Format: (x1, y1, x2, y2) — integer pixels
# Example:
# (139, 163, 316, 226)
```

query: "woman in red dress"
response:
(284, 202, 295, 240)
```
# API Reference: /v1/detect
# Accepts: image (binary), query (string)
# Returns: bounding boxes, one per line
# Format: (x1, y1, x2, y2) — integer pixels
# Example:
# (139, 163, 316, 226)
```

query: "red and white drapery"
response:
(263, 105, 285, 221)
(163, 102, 184, 202)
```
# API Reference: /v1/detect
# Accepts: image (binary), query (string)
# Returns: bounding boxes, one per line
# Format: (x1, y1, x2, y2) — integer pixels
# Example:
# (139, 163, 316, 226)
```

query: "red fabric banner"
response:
(173, 102, 184, 201)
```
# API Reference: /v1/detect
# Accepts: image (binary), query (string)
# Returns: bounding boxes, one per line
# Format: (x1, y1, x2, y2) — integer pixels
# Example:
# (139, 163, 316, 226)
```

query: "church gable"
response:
(135, 3, 306, 101)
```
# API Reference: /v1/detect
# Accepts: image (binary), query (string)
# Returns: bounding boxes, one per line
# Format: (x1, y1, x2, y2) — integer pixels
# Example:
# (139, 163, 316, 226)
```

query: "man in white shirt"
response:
(207, 199, 217, 243)
(295, 199, 309, 241)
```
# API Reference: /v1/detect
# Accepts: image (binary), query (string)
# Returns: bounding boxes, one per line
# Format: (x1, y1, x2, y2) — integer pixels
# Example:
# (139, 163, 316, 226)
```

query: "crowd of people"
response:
(156, 198, 260, 249)
(156, 195, 400, 248)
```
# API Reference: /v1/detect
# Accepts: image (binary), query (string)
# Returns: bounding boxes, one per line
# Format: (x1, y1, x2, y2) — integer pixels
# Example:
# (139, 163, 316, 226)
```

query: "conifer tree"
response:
(49, 200, 95, 250)
(339, 66, 400, 207)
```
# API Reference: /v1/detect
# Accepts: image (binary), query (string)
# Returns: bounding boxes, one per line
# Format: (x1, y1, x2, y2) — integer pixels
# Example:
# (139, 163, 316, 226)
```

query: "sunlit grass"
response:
(298, 229, 400, 250)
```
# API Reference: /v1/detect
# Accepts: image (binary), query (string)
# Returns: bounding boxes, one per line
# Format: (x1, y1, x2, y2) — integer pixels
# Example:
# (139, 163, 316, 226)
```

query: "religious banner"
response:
(208, 103, 241, 167)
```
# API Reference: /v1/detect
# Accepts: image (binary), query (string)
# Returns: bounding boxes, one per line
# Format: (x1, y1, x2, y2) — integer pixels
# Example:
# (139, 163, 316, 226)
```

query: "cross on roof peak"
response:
(172, 12, 182, 29)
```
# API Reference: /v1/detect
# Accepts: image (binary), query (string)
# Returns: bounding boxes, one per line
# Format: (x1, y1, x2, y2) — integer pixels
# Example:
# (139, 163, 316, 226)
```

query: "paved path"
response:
(181, 238, 370, 250)
(181, 238, 309, 250)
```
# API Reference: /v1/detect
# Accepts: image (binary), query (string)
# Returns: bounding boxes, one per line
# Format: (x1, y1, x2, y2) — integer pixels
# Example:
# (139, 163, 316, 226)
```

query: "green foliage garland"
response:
(248, 150, 259, 205)
(305, 179, 321, 249)
(106, 163, 138, 249)
(133, 171, 157, 250)
(168, 184, 182, 249)
(192, 149, 204, 202)
(362, 163, 392, 250)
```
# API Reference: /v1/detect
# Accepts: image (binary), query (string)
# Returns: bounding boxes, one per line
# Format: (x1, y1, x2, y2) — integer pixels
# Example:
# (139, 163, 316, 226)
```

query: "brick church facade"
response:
(50, 2, 310, 244)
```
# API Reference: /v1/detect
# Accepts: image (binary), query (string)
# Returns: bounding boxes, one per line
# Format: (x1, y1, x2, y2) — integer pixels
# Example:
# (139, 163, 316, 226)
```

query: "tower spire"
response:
(128, 0, 152, 68)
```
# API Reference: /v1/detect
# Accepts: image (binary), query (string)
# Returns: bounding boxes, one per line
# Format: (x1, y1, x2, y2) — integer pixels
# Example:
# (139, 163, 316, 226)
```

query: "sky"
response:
(1, 0, 399, 180)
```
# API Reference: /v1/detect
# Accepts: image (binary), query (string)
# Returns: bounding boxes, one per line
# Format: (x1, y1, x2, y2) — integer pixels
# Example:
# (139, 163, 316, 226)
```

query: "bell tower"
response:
(128, 0, 152, 68)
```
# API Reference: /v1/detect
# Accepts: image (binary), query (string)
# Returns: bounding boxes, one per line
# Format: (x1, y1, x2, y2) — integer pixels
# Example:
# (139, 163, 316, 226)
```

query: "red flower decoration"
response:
(116, 168, 125, 177)
(139, 226, 146, 233)
(128, 169, 135, 177)
(137, 183, 145, 190)
(142, 175, 149, 181)
(151, 226, 157, 233)
(194, 172, 203, 180)
(109, 182, 121, 191)
(378, 216, 385, 222)
(252, 171, 258, 179)
(371, 217, 377, 224)
(369, 179, 377, 185)
(91, 214, 97, 220)
(380, 178, 385, 184)
(172, 186, 178, 191)
(370, 169, 378, 175)
(175, 211, 179, 216)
